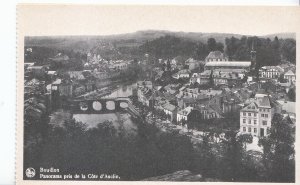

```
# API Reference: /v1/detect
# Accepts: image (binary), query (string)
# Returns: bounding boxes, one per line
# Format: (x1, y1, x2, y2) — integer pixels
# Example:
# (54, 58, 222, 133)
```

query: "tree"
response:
(237, 134, 253, 150)
(207, 38, 217, 51)
(192, 133, 217, 177)
(193, 42, 208, 60)
(225, 36, 241, 60)
(280, 39, 296, 63)
(287, 87, 296, 102)
(258, 113, 295, 182)
(216, 42, 224, 52)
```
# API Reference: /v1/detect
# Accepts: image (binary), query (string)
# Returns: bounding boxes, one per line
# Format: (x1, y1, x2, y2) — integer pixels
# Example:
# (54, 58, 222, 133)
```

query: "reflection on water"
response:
(73, 113, 137, 135)
(104, 83, 136, 98)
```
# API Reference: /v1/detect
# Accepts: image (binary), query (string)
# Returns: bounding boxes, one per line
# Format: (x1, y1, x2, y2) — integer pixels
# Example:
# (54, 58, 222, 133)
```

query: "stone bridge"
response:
(71, 97, 140, 117)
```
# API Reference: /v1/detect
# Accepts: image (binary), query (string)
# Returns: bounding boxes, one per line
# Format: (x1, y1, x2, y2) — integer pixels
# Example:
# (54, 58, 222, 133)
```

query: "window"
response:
(243, 119, 246, 123)
(248, 127, 251, 132)
(254, 128, 257, 133)
(243, 112, 246, 116)
(248, 119, 251, 124)
(254, 113, 257, 117)
(243, 127, 246, 132)
(265, 114, 268, 118)
(254, 120, 257, 125)
(248, 113, 251, 116)
(259, 109, 262, 111)
(262, 121, 267, 125)
(261, 114, 264, 117)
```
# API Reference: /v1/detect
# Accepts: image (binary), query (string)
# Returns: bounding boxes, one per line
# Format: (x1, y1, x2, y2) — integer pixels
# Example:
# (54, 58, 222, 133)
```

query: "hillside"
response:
(25, 30, 295, 54)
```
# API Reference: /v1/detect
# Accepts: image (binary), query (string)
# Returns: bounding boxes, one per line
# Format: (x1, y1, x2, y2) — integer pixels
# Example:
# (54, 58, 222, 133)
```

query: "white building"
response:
(205, 51, 228, 62)
(177, 106, 193, 123)
(172, 69, 190, 79)
(205, 61, 251, 71)
(240, 95, 281, 137)
(162, 103, 177, 121)
(283, 70, 296, 83)
(259, 66, 284, 79)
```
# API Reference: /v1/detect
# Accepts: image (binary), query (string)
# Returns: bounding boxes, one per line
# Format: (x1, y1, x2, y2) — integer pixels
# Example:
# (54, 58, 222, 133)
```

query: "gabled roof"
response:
(258, 96, 271, 108)
(177, 106, 193, 116)
(241, 102, 259, 112)
(284, 70, 295, 76)
(205, 51, 228, 60)
(177, 69, 191, 74)
(162, 103, 176, 112)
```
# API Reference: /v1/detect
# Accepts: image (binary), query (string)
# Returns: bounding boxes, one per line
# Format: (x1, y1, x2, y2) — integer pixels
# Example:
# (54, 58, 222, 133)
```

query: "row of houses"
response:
(259, 65, 296, 83)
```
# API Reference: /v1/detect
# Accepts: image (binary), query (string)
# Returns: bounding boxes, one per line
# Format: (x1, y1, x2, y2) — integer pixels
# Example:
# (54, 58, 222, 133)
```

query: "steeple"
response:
(250, 41, 257, 70)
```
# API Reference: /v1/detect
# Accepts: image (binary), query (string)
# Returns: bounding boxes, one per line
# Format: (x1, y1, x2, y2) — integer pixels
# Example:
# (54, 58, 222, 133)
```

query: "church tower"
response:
(250, 41, 257, 70)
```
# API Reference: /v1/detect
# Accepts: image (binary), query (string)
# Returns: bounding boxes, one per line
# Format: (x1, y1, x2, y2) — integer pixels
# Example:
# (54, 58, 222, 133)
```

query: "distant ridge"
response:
(25, 30, 295, 52)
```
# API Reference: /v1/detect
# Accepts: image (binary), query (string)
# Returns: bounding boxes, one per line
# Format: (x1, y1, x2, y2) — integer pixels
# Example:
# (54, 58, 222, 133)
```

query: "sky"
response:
(18, 5, 299, 36)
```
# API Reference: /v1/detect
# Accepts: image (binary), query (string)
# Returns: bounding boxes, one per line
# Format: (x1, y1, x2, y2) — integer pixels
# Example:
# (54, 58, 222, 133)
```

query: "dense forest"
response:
(137, 35, 296, 67)
(24, 114, 294, 182)
(26, 31, 296, 68)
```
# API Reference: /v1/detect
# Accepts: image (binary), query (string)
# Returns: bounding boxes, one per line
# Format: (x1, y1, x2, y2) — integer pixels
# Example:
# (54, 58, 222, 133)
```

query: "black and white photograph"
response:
(17, 5, 299, 184)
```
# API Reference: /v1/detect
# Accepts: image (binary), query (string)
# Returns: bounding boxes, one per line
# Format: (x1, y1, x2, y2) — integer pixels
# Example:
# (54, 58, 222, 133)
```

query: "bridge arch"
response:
(92, 101, 102, 111)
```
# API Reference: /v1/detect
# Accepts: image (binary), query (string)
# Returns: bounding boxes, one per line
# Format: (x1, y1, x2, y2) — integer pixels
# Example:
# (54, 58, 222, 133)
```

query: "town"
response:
(23, 34, 296, 182)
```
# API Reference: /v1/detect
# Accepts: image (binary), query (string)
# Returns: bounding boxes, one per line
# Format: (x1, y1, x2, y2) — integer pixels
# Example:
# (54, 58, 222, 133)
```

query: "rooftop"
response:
(205, 51, 228, 60)
(277, 100, 295, 114)
(162, 103, 176, 111)
(284, 70, 295, 76)
(205, 61, 251, 67)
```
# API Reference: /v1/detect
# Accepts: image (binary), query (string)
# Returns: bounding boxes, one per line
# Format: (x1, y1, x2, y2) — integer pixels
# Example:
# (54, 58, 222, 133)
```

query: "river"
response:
(72, 83, 138, 135)
(102, 83, 137, 98)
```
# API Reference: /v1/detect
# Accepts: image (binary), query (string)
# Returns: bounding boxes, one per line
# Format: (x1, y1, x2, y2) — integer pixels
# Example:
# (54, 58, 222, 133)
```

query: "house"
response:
(180, 87, 200, 98)
(177, 106, 193, 123)
(259, 66, 284, 79)
(137, 87, 153, 107)
(204, 61, 251, 71)
(155, 71, 164, 81)
(172, 69, 190, 79)
(163, 84, 181, 95)
(205, 51, 228, 62)
(212, 70, 241, 87)
(233, 88, 253, 102)
(283, 70, 296, 83)
(192, 70, 212, 85)
(68, 71, 86, 81)
(195, 105, 223, 120)
(190, 73, 201, 84)
(27, 66, 46, 78)
(111, 60, 130, 70)
(49, 53, 70, 62)
(200, 89, 223, 99)
(209, 90, 242, 114)
(137, 81, 153, 89)
(185, 58, 200, 70)
(178, 96, 209, 109)
(240, 96, 282, 137)
(162, 103, 177, 121)
(24, 62, 35, 68)
(277, 100, 296, 123)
